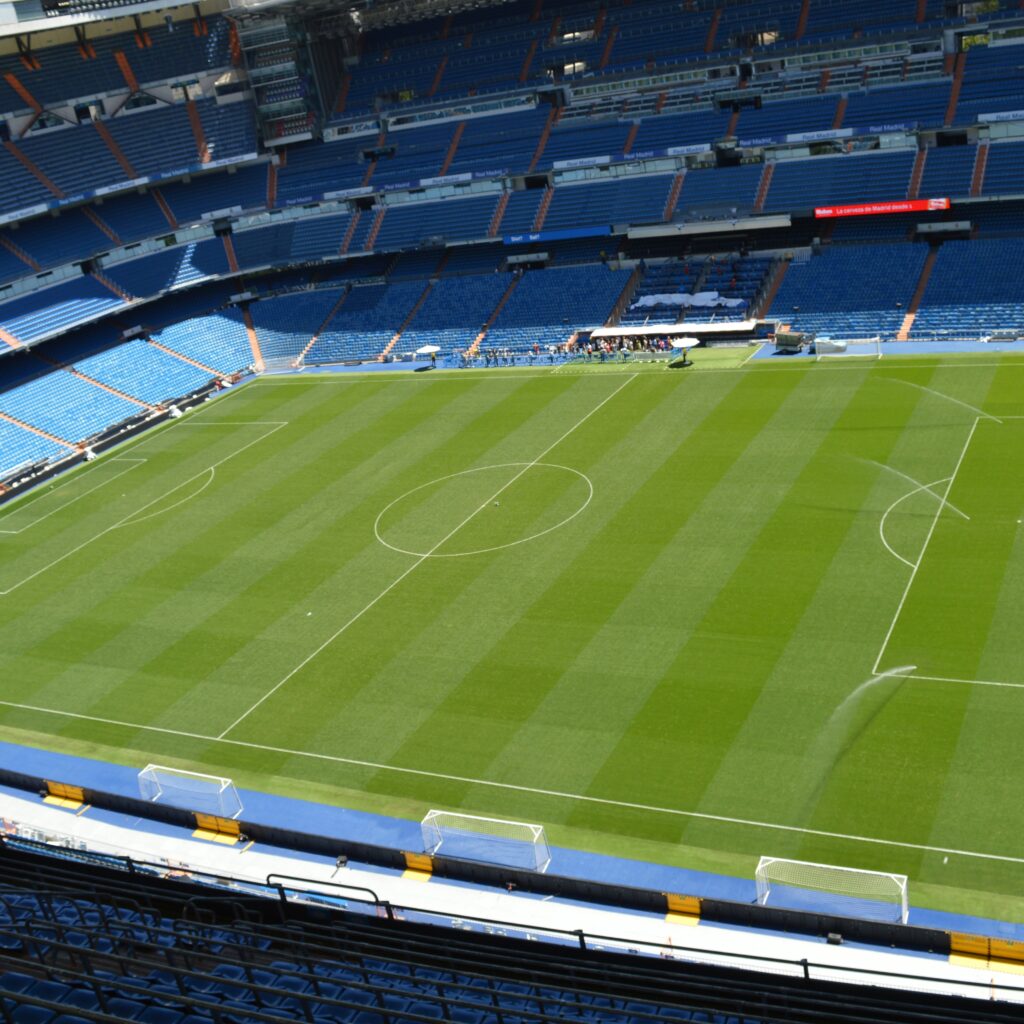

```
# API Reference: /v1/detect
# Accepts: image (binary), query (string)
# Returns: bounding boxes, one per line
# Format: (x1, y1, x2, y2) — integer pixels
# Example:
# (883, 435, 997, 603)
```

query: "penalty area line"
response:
(2, 695, 1024, 867)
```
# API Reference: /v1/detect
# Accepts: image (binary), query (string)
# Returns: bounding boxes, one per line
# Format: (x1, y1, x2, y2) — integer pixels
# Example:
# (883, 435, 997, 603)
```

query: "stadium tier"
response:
(6, 2, 1024, 1018)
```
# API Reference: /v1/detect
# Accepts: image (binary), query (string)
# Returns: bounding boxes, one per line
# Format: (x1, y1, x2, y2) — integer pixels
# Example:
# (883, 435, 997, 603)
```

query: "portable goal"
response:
(421, 810, 551, 872)
(138, 765, 244, 819)
(815, 336, 882, 360)
(755, 856, 908, 923)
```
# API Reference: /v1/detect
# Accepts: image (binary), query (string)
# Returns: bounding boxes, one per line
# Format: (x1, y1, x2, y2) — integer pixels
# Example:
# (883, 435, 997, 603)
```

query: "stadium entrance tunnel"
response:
(374, 462, 593, 558)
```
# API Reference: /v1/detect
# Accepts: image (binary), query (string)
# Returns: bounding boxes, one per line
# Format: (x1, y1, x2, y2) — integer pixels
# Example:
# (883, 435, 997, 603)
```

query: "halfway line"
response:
(217, 374, 638, 739)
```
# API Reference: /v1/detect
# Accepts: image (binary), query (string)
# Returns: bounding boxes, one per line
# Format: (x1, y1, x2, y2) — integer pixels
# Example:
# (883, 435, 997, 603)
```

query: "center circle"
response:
(374, 462, 594, 558)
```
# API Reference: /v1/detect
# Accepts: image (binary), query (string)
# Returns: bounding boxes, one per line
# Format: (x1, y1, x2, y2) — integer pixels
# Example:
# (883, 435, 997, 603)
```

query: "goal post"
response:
(755, 856, 908, 923)
(138, 765, 244, 820)
(421, 810, 551, 872)
(815, 336, 882, 361)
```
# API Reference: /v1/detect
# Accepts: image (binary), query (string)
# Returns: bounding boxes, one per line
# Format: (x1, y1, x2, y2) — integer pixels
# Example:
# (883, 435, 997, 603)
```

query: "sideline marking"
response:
(878, 478, 952, 569)
(884, 377, 1002, 424)
(217, 374, 638, 739)
(0, 458, 146, 535)
(872, 418, 979, 675)
(3, 695, 1024, 867)
(0, 421, 286, 597)
(373, 462, 594, 558)
(907, 673, 1024, 691)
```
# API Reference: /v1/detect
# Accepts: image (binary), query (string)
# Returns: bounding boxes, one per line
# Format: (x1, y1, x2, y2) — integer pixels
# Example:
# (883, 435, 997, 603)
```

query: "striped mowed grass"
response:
(2, 355, 1024, 919)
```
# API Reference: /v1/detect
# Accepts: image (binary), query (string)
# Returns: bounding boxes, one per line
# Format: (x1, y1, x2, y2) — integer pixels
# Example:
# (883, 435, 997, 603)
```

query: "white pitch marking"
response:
(884, 377, 1002, 424)
(739, 344, 763, 366)
(877, 481, 952, 570)
(857, 458, 969, 521)
(373, 462, 594, 559)
(115, 467, 216, 530)
(872, 418, 979, 675)
(217, 374, 638, 739)
(0, 421, 286, 597)
(906, 673, 1024, 690)
(0, 458, 146, 535)
(3, 695, 1024, 867)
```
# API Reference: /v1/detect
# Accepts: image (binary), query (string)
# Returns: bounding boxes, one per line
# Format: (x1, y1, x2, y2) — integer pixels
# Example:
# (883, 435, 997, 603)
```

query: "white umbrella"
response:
(416, 345, 441, 354)
(670, 337, 701, 350)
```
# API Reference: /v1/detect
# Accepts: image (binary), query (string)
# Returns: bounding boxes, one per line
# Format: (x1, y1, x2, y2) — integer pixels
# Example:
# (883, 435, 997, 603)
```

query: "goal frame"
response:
(815, 335, 883, 361)
(755, 856, 908, 923)
(137, 764, 244, 820)
(421, 809, 551, 873)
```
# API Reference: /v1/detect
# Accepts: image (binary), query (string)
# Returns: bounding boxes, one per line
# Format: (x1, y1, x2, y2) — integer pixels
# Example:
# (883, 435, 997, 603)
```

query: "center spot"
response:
(374, 463, 593, 558)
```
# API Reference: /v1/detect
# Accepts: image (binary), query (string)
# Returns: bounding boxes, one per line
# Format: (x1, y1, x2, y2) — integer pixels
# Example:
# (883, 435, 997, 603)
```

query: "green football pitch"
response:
(3, 352, 1024, 920)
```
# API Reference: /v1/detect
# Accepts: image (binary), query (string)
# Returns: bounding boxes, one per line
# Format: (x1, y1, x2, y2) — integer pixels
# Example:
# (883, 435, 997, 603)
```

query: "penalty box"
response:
(880, 418, 1024, 685)
(0, 419, 285, 597)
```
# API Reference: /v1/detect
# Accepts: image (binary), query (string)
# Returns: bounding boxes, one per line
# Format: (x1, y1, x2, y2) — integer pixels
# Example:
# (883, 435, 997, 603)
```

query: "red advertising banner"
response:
(813, 198, 951, 219)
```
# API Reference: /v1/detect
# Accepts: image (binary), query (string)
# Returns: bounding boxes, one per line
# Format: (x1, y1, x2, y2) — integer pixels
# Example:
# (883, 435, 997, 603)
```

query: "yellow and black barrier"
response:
(664, 892, 701, 925)
(950, 931, 1024, 973)
(402, 851, 434, 881)
(193, 813, 242, 845)
(43, 781, 85, 809)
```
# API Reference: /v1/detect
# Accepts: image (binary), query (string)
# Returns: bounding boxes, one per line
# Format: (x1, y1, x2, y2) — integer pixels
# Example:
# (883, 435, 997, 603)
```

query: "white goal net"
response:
(815, 336, 882, 360)
(755, 856, 908, 923)
(421, 810, 551, 872)
(138, 765, 244, 819)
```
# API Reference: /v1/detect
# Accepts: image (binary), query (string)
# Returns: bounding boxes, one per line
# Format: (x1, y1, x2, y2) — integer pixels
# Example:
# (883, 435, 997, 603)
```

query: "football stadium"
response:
(2, 0, 1024, 1019)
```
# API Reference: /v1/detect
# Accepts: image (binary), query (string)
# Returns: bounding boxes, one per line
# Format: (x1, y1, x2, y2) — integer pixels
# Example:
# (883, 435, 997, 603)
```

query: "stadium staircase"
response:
(605, 265, 644, 326)
(753, 257, 790, 319)
(340, 210, 362, 255)
(795, 0, 811, 39)
(897, 246, 939, 339)
(93, 120, 137, 179)
(2, 71, 42, 116)
(113, 50, 139, 93)
(599, 25, 619, 69)
(753, 162, 774, 213)
(65, 365, 155, 410)
(266, 161, 278, 209)
(81, 208, 122, 247)
(971, 141, 989, 196)
(296, 288, 350, 365)
(703, 7, 721, 52)
(147, 336, 224, 376)
(532, 187, 554, 231)
(944, 51, 966, 126)
(832, 95, 847, 129)
(427, 54, 448, 97)
(365, 207, 386, 251)
(468, 274, 520, 354)
(241, 307, 264, 370)
(664, 172, 684, 221)
(186, 99, 211, 164)
(222, 234, 240, 274)
(623, 121, 638, 155)
(0, 328, 19, 350)
(381, 278, 435, 359)
(89, 269, 133, 303)
(0, 235, 40, 273)
(488, 192, 510, 236)
(907, 149, 927, 200)
(438, 121, 466, 175)
(0, 409, 76, 450)
(4, 141, 63, 198)
(151, 188, 179, 229)
(527, 108, 558, 173)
